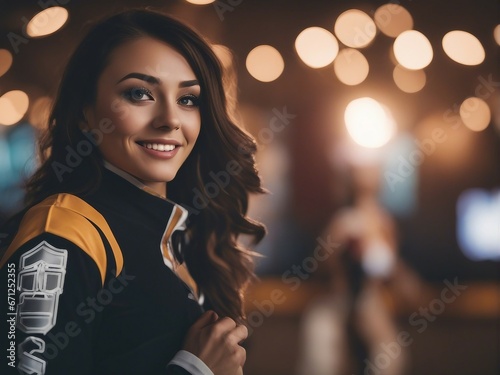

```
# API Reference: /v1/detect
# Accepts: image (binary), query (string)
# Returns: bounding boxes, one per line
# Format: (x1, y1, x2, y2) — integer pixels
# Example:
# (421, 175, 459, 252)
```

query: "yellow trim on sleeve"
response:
(0, 194, 123, 285)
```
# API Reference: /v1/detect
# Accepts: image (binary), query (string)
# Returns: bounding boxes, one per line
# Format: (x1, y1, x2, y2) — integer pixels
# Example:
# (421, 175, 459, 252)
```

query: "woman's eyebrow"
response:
(116, 74, 199, 88)
(179, 80, 200, 88)
(117, 73, 159, 84)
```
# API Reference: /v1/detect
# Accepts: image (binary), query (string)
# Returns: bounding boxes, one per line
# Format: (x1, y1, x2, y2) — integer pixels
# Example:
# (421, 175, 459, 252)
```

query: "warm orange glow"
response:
(295, 27, 339, 68)
(334, 9, 377, 48)
(185, 0, 215, 3)
(26, 6, 68, 38)
(246, 45, 284, 82)
(344, 97, 396, 148)
(0, 49, 13, 78)
(388, 46, 398, 66)
(393, 65, 426, 93)
(0, 90, 30, 126)
(374, 4, 413, 38)
(414, 112, 470, 169)
(460, 97, 491, 132)
(492, 92, 500, 133)
(442, 31, 485, 66)
(212, 44, 233, 69)
(394, 30, 433, 70)
(334, 48, 369, 85)
(28, 96, 52, 129)
(494, 25, 500, 46)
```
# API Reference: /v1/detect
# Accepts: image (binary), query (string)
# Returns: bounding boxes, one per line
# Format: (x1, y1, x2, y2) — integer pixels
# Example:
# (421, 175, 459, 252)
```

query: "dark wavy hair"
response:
(25, 9, 265, 321)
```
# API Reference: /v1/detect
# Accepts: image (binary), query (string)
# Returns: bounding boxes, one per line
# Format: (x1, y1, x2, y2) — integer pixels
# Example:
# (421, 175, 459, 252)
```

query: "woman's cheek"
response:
(108, 107, 147, 135)
(183, 112, 202, 142)
(110, 98, 132, 120)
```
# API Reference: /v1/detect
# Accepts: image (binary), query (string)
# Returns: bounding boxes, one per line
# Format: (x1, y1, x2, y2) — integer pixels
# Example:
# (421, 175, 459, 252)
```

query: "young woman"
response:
(0, 9, 265, 375)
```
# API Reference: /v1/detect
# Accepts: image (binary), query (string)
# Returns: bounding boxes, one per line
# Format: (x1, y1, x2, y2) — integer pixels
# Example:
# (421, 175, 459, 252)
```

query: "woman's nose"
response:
(153, 100, 181, 130)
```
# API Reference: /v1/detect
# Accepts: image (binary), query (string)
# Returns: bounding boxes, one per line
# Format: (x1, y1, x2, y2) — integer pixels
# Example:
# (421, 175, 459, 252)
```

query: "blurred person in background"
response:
(298, 152, 423, 375)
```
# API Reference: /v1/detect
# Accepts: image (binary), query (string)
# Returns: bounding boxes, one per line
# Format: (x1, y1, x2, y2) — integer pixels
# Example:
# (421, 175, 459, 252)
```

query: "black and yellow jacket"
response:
(0, 163, 212, 375)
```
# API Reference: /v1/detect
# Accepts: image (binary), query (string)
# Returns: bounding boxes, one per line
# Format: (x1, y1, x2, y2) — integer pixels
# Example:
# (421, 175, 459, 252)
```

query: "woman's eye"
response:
(123, 87, 154, 102)
(178, 95, 199, 107)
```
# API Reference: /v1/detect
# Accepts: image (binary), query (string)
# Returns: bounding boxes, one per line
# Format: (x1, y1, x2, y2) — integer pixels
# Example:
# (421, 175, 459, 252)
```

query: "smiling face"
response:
(84, 36, 201, 196)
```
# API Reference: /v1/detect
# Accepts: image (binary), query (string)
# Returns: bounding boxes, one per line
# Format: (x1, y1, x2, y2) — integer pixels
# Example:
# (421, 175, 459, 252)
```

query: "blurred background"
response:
(0, 0, 499, 374)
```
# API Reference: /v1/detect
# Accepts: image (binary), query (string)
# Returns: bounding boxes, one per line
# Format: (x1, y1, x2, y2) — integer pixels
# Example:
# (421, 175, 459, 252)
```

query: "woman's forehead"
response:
(100, 36, 197, 83)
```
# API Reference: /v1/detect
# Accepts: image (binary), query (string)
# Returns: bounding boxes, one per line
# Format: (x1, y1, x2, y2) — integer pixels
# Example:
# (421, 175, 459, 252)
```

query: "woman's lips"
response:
(136, 141, 180, 158)
(140, 142, 177, 152)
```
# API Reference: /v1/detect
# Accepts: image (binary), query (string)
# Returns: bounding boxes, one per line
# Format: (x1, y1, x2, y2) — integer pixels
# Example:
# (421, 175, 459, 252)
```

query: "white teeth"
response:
(143, 143, 176, 152)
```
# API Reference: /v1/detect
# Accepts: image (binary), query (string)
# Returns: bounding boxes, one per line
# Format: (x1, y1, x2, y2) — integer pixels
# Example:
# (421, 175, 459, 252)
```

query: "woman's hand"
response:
(183, 310, 247, 375)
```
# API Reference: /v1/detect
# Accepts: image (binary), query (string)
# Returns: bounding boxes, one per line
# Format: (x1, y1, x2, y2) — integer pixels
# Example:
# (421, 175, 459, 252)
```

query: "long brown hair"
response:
(25, 9, 265, 321)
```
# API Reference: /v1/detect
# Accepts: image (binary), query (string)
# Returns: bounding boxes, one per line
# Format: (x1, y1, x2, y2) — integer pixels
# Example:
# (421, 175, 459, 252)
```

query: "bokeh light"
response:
(295, 27, 339, 68)
(494, 24, 500, 46)
(26, 6, 68, 38)
(459, 97, 491, 132)
(457, 189, 500, 261)
(393, 30, 433, 70)
(344, 97, 396, 148)
(393, 65, 426, 93)
(333, 48, 369, 85)
(184, 0, 215, 3)
(334, 9, 377, 48)
(0, 90, 30, 126)
(388, 46, 399, 66)
(0, 49, 13, 78)
(246, 45, 284, 82)
(442, 30, 485, 66)
(374, 4, 413, 38)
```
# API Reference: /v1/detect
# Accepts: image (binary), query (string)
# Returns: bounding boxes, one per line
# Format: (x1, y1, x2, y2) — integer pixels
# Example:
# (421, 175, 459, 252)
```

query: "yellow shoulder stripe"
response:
(0, 194, 123, 285)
